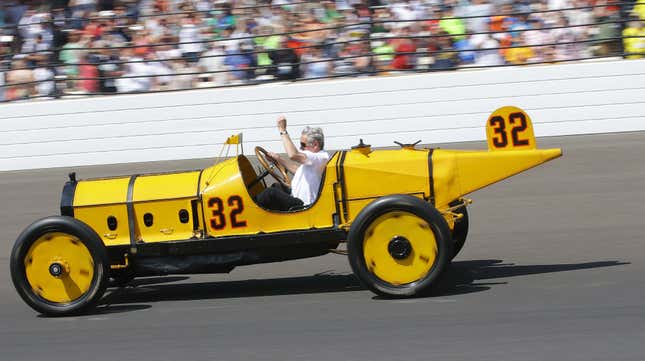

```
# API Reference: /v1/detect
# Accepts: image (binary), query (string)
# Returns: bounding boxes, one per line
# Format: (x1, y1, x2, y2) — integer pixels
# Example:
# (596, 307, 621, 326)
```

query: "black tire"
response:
(449, 200, 469, 260)
(347, 195, 453, 297)
(10, 216, 109, 316)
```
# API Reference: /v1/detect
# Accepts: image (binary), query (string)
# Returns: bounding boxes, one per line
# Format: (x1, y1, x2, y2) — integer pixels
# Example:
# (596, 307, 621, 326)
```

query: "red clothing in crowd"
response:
(79, 64, 98, 92)
(391, 40, 417, 69)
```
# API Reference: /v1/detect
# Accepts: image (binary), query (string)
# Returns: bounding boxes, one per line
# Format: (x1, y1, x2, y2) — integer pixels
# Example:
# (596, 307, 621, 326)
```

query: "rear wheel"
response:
(348, 195, 452, 297)
(10, 216, 109, 316)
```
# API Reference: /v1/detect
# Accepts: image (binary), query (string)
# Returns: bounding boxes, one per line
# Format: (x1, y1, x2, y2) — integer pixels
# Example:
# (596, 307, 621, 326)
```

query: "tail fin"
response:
(486, 106, 536, 151)
(431, 106, 562, 208)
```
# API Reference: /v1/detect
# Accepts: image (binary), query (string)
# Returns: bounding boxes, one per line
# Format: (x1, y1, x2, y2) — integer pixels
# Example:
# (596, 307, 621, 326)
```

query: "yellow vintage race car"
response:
(10, 106, 561, 316)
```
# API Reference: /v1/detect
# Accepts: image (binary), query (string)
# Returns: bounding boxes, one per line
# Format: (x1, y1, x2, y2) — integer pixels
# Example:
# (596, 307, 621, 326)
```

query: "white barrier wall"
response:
(1, 59, 644, 171)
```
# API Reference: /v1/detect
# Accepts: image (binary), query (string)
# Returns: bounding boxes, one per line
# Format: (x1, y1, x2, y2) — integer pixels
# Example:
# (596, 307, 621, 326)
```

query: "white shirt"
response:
(33, 67, 54, 96)
(179, 24, 204, 53)
(116, 57, 153, 92)
(291, 150, 330, 206)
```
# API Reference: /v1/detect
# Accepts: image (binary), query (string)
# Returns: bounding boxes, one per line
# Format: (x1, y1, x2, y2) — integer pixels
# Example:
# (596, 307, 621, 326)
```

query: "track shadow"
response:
(35, 304, 153, 318)
(101, 272, 363, 306)
(430, 259, 629, 297)
(93, 304, 152, 315)
(98, 259, 628, 312)
(128, 276, 190, 287)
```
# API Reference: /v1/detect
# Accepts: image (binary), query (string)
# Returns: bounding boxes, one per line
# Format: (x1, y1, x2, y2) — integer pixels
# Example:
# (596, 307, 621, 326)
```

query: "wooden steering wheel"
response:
(254, 146, 291, 187)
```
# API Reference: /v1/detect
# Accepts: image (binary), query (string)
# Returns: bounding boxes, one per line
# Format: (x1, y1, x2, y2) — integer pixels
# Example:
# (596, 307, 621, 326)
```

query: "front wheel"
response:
(347, 195, 453, 297)
(10, 216, 109, 316)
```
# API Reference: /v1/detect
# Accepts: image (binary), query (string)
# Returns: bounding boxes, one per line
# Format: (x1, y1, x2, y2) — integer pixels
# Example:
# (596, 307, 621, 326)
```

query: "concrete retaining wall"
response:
(1, 59, 643, 171)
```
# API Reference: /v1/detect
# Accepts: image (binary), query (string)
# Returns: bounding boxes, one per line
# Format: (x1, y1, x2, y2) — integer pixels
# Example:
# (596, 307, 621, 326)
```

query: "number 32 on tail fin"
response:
(486, 106, 536, 151)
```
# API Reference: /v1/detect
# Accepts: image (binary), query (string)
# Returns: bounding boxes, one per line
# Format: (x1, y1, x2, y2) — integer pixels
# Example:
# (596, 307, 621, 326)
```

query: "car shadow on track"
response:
(100, 272, 363, 307)
(97, 259, 628, 312)
(429, 259, 630, 297)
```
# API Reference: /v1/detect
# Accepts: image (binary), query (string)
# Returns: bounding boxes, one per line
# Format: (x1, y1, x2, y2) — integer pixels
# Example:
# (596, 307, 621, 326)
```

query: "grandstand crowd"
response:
(0, 0, 643, 101)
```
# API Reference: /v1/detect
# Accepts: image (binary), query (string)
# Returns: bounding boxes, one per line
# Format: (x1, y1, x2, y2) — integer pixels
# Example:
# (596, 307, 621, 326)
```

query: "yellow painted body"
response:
(69, 146, 561, 246)
(73, 172, 202, 246)
(66, 107, 561, 260)
(73, 177, 131, 246)
(431, 148, 562, 209)
(341, 148, 431, 222)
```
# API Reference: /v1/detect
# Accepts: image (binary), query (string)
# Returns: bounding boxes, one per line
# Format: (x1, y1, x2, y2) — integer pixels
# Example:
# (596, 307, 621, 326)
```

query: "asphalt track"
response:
(0, 132, 644, 361)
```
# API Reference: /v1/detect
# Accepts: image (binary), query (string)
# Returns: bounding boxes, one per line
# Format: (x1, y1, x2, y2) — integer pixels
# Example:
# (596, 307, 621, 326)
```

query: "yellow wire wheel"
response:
(348, 195, 453, 297)
(10, 216, 109, 316)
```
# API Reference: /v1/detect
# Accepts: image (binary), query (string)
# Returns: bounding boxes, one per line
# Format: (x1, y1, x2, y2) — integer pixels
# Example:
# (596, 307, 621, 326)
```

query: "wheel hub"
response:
(388, 236, 412, 260)
(48, 261, 68, 278)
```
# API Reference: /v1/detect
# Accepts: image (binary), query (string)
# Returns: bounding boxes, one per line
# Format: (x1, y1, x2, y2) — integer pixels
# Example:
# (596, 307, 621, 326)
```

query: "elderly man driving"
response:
(255, 115, 329, 211)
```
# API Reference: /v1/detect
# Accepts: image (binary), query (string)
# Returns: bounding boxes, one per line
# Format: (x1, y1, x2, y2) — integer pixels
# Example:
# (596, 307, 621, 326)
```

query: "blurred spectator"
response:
(592, 0, 622, 56)
(322, 1, 343, 23)
(431, 32, 458, 70)
(95, 42, 121, 93)
(371, 33, 395, 70)
(18, 10, 53, 48)
(458, 0, 493, 34)
(524, 17, 555, 62)
(268, 36, 300, 80)
(471, 33, 505, 66)
(179, 14, 205, 62)
(6, 58, 34, 100)
(226, 39, 257, 82)
(146, 52, 174, 90)
(0, 0, 639, 102)
(636, 1, 645, 21)
(301, 46, 332, 78)
(0, 5, 6, 29)
(170, 58, 199, 89)
(21, 33, 52, 56)
(198, 42, 227, 85)
(253, 25, 280, 72)
(505, 33, 535, 64)
(59, 31, 88, 91)
(623, 17, 644, 58)
(391, 26, 417, 69)
(371, 6, 394, 34)
(439, 6, 466, 40)
(116, 47, 154, 92)
(33, 57, 55, 97)
(454, 37, 476, 64)
(214, 5, 235, 31)
(551, 14, 579, 60)
(0, 64, 5, 102)
(79, 52, 99, 93)
(335, 40, 373, 75)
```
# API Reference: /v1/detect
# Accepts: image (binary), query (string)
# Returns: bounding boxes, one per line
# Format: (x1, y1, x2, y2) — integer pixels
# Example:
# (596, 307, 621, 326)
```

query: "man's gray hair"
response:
(302, 126, 325, 150)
